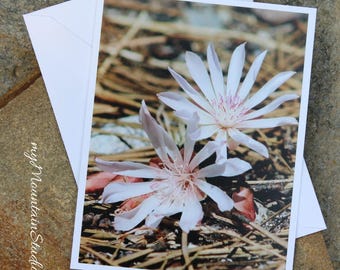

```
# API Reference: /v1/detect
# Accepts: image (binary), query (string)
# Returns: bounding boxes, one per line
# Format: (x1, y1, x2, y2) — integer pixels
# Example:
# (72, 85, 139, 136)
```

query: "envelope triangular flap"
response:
(28, 0, 98, 45)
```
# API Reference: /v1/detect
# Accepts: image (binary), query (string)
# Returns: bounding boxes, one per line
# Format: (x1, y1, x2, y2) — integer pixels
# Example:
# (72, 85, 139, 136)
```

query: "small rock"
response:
(253, 9, 304, 25)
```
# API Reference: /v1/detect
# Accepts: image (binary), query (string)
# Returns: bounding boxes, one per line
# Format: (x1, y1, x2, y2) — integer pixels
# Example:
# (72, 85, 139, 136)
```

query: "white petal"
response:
(101, 182, 153, 203)
(196, 179, 234, 212)
(158, 91, 198, 112)
(244, 71, 296, 109)
(184, 113, 199, 164)
(189, 141, 218, 170)
(96, 158, 165, 179)
(140, 101, 182, 164)
(198, 163, 228, 178)
(228, 128, 269, 158)
(190, 125, 219, 141)
(207, 43, 225, 97)
(114, 196, 160, 231)
(158, 92, 215, 125)
(167, 68, 214, 112)
(222, 158, 252, 177)
(153, 199, 183, 217)
(243, 94, 299, 120)
(226, 43, 246, 97)
(238, 50, 267, 101)
(215, 130, 228, 162)
(179, 196, 203, 232)
(235, 117, 298, 129)
(145, 213, 163, 228)
(185, 51, 216, 101)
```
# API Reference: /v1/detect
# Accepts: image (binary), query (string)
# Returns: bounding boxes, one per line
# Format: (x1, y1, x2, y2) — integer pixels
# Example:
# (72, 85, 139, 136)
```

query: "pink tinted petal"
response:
(207, 43, 225, 97)
(185, 51, 215, 101)
(244, 71, 296, 109)
(243, 94, 299, 120)
(237, 50, 267, 101)
(101, 182, 154, 203)
(140, 101, 182, 164)
(226, 43, 246, 97)
(228, 129, 269, 158)
(235, 117, 298, 129)
(114, 196, 160, 231)
(189, 141, 218, 170)
(222, 158, 252, 177)
(179, 196, 203, 232)
(96, 158, 165, 179)
(197, 163, 227, 178)
(167, 68, 214, 112)
(196, 179, 234, 212)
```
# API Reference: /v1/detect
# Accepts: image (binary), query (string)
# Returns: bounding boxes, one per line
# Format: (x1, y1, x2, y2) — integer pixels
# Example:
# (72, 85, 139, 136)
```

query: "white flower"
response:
(96, 101, 251, 232)
(158, 43, 298, 158)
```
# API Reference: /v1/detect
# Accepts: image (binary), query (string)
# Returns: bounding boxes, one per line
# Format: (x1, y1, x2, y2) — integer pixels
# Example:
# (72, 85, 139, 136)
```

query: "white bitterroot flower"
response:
(158, 43, 299, 159)
(96, 101, 251, 232)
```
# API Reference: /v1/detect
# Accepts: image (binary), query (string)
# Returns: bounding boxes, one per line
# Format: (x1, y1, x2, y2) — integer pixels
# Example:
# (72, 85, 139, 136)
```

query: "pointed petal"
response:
(190, 125, 219, 141)
(215, 130, 228, 162)
(185, 51, 215, 101)
(207, 43, 225, 97)
(228, 129, 269, 158)
(197, 163, 228, 178)
(179, 196, 203, 232)
(145, 213, 163, 228)
(226, 43, 246, 97)
(243, 94, 299, 120)
(167, 68, 214, 112)
(114, 196, 160, 231)
(140, 101, 182, 163)
(154, 199, 183, 217)
(189, 141, 218, 170)
(158, 92, 215, 125)
(238, 50, 267, 100)
(235, 117, 298, 129)
(101, 182, 154, 203)
(222, 158, 252, 177)
(158, 91, 197, 112)
(196, 179, 234, 212)
(244, 71, 296, 109)
(96, 158, 165, 179)
(184, 112, 199, 164)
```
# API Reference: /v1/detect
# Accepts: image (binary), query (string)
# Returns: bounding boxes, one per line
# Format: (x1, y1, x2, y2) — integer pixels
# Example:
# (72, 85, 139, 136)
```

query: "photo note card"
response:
(71, 1, 316, 269)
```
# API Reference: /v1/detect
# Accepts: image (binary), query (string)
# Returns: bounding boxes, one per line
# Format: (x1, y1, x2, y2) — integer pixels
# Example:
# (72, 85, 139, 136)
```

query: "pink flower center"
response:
(211, 95, 248, 129)
(155, 159, 204, 201)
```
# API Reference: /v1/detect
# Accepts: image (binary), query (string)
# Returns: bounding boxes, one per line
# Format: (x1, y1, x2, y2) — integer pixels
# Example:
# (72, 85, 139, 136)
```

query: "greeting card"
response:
(70, 1, 316, 269)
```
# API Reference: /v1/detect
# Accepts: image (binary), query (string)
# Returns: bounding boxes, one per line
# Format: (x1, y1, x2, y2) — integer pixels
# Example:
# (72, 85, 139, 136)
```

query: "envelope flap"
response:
(26, 0, 98, 46)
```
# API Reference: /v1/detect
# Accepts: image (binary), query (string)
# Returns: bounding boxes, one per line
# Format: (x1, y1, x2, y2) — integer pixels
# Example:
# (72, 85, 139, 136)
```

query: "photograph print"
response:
(72, 0, 316, 269)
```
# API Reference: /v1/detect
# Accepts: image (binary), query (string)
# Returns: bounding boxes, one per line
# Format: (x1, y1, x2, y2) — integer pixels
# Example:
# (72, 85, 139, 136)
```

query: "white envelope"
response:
(24, 0, 325, 242)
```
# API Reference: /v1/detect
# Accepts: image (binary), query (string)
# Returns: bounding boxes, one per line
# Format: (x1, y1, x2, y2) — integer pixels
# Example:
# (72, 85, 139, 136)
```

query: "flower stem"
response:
(181, 231, 194, 270)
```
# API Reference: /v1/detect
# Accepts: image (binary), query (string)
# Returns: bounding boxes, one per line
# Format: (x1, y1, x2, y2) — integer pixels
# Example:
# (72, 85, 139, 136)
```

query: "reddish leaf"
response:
(232, 187, 256, 221)
(86, 172, 142, 193)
